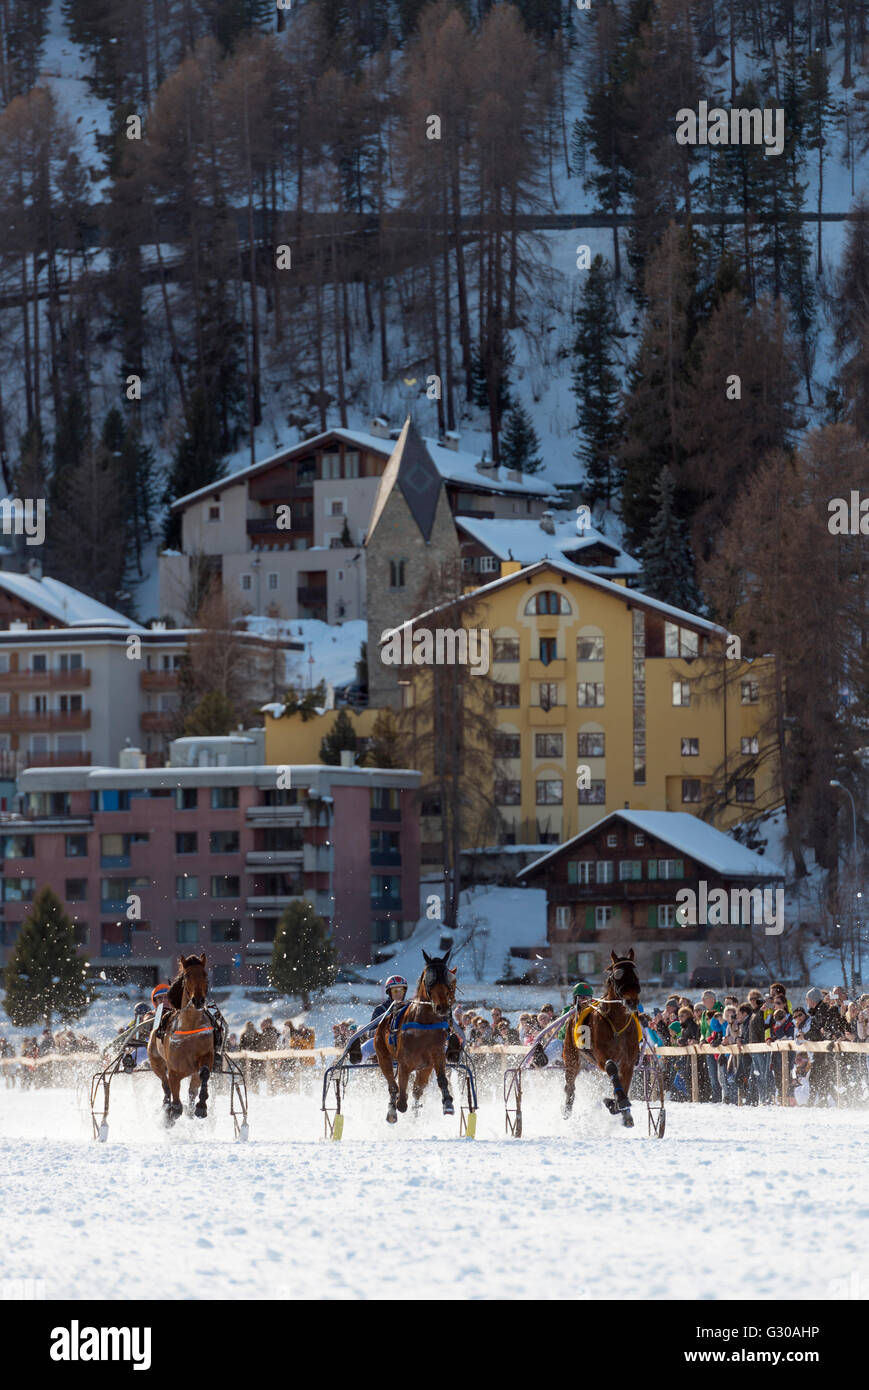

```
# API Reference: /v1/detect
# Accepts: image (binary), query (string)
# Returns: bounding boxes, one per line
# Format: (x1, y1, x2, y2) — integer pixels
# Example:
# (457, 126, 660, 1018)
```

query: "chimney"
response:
(119, 745, 146, 770)
(27, 557, 42, 581)
(9, 620, 28, 632)
(369, 417, 391, 439)
(539, 511, 555, 535)
(442, 431, 460, 452)
(339, 749, 355, 768)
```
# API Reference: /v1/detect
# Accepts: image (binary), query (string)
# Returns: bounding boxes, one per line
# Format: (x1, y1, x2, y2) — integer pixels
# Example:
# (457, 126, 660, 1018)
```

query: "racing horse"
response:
(562, 949, 643, 1128)
(374, 949, 456, 1124)
(147, 953, 214, 1125)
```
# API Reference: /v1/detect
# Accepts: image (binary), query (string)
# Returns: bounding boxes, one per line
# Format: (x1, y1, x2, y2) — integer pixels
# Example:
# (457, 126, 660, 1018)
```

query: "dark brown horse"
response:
(374, 949, 456, 1124)
(562, 949, 643, 1128)
(147, 953, 214, 1125)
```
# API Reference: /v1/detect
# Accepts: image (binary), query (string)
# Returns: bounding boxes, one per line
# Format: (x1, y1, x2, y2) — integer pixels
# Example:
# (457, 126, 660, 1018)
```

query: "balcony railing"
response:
(0, 669, 91, 690)
(370, 897, 402, 913)
(296, 585, 328, 604)
(140, 712, 176, 732)
(245, 850, 303, 866)
(528, 704, 567, 727)
(370, 851, 402, 867)
(27, 752, 92, 767)
(139, 671, 181, 690)
(0, 710, 91, 732)
(548, 880, 674, 903)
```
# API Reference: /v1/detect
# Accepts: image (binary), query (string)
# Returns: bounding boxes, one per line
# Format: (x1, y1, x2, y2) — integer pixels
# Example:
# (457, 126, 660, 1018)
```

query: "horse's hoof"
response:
(443, 1101, 454, 1116)
(622, 1110, 634, 1128)
(396, 1098, 407, 1113)
(386, 1109, 397, 1124)
(603, 1097, 617, 1114)
(194, 1104, 207, 1119)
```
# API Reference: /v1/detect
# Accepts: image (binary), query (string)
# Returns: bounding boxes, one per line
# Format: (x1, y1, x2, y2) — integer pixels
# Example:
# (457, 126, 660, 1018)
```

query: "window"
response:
(241, 574, 252, 591)
(741, 681, 759, 705)
(492, 637, 519, 662)
(0, 695, 9, 715)
(567, 861, 594, 885)
(606, 833, 618, 847)
(525, 590, 570, 615)
(344, 451, 360, 478)
(735, 779, 755, 803)
(175, 832, 197, 855)
(371, 787, 400, 814)
(682, 779, 702, 803)
(538, 682, 559, 710)
(578, 732, 605, 758)
(577, 634, 604, 661)
(210, 830, 240, 854)
(211, 875, 240, 898)
(389, 560, 406, 589)
(267, 573, 278, 590)
(672, 682, 691, 707)
(58, 653, 83, 671)
(596, 861, 614, 884)
(741, 735, 759, 755)
(539, 637, 558, 666)
(495, 733, 520, 758)
(493, 683, 520, 707)
(207, 504, 221, 522)
(535, 733, 563, 758)
(59, 694, 82, 713)
(371, 875, 401, 908)
(681, 737, 699, 756)
(210, 919, 241, 943)
(634, 833, 645, 846)
(176, 920, 199, 943)
(211, 787, 239, 810)
(495, 780, 522, 805)
(32, 654, 47, 672)
(619, 860, 642, 881)
(578, 780, 606, 804)
(97, 790, 130, 811)
(329, 499, 346, 517)
(657, 905, 677, 928)
(3, 836, 34, 858)
(65, 879, 87, 902)
(65, 834, 88, 858)
(175, 787, 197, 811)
(665, 622, 699, 657)
(536, 779, 563, 805)
(479, 555, 499, 573)
(578, 682, 605, 707)
(595, 906, 613, 929)
(176, 875, 199, 900)
(555, 905, 571, 932)
(4, 877, 35, 901)
(647, 859, 684, 880)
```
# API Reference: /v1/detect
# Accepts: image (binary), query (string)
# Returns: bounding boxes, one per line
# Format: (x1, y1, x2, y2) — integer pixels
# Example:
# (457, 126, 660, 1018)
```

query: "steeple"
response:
(367, 417, 442, 543)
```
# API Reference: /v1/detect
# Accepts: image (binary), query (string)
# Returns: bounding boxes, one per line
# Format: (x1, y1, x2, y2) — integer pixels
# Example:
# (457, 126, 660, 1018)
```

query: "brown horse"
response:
(374, 949, 456, 1124)
(562, 949, 643, 1128)
(147, 953, 214, 1126)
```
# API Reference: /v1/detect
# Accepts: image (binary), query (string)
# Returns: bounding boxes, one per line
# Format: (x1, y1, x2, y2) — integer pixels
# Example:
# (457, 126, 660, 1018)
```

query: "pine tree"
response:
(162, 386, 228, 546)
(572, 254, 624, 504)
(3, 886, 89, 1027)
(184, 689, 237, 736)
(640, 466, 700, 610)
(366, 708, 401, 768)
(500, 404, 542, 474)
(319, 707, 359, 764)
(270, 900, 337, 1009)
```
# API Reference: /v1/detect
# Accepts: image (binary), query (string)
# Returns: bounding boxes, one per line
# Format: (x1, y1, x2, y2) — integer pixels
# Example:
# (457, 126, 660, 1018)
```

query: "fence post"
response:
(781, 1044, 789, 1106)
(690, 1050, 699, 1102)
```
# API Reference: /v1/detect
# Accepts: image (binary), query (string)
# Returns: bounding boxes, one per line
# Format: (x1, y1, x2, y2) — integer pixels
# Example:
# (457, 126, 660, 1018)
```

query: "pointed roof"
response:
(366, 418, 444, 543)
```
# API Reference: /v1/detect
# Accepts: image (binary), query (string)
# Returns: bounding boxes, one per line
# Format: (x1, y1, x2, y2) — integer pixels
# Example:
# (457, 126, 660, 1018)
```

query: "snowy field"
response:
(1, 1075, 866, 1302)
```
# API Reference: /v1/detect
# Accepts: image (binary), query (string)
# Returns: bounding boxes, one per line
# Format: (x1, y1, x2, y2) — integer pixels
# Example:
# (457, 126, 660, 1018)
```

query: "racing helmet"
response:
(385, 974, 407, 996)
(133, 1002, 149, 1018)
(573, 980, 593, 1000)
(151, 982, 170, 1006)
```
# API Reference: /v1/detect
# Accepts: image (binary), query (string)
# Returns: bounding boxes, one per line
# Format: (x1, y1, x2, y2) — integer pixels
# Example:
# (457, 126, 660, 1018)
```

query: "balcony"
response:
(296, 585, 328, 605)
(27, 752, 92, 767)
(140, 671, 180, 690)
(246, 894, 303, 910)
(245, 850, 304, 867)
(370, 807, 400, 823)
(101, 941, 132, 958)
(528, 704, 567, 727)
(249, 477, 295, 502)
(0, 669, 91, 690)
(370, 851, 402, 867)
(528, 659, 566, 680)
(0, 710, 91, 732)
(370, 897, 402, 913)
(548, 880, 667, 903)
(101, 856, 131, 869)
(246, 805, 303, 824)
(140, 712, 176, 733)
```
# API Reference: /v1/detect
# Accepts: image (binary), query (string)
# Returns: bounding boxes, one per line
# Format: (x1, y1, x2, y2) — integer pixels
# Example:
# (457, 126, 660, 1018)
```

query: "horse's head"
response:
(420, 948, 453, 1019)
(606, 949, 640, 1011)
(178, 953, 208, 1009)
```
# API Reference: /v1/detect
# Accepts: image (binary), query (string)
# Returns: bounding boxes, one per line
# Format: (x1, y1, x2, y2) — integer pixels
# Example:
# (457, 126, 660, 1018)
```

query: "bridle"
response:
(422, 963, 451, 1019)
(600, 957, 640, 1014)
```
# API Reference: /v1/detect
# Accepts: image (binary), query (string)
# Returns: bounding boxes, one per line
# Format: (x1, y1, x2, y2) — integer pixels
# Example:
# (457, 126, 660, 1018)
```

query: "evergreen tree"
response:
(3, 886, 89, 1027)
(270, 900, 337, 1010)
(500, 404, 542, 474)
(366, 708, 401, 768)
(319, 707, 359, 764)
(184, 689, 237, 736)
(640, 466, 701, 610)
(572, 254, 624, 504)
(162, 386, 228, 546)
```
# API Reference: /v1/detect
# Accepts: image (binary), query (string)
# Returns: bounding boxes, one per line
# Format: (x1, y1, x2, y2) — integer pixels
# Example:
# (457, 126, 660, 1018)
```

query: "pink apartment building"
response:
(0, 764, 421, 981)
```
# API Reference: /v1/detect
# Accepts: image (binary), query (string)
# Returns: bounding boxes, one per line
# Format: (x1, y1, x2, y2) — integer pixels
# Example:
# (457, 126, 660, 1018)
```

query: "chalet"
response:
(517, 809, 785, 988)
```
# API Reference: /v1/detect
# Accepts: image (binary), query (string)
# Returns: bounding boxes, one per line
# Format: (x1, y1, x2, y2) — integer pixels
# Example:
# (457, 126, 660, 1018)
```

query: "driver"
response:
(348, 976, 408, 1064)
(533, 981, 594, 1067)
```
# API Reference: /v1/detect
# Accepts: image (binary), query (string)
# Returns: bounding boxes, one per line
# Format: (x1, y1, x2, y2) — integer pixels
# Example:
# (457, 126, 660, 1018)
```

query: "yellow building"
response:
(264, 560, 781, 861)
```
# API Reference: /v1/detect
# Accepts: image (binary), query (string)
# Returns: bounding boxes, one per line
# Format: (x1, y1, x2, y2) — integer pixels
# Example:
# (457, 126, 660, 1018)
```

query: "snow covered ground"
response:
(0, 1081, 866, 1301)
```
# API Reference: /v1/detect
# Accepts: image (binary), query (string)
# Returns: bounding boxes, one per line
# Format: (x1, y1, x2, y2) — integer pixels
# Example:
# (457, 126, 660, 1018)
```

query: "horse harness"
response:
(387, 1001, 449, 1050)
(573, 958, 643, 1049)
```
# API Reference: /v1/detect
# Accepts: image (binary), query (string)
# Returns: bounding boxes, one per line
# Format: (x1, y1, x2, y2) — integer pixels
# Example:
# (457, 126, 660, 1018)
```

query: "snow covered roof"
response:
(169, 425, 556, 512)
(381, 558, 724, 640)
(518, 811, 785, 880)
(0, 572, 143, 630)
(455, 515, 641, 574)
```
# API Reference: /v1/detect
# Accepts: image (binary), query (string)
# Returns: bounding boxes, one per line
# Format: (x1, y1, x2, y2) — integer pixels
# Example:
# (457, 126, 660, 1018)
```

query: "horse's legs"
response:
(412, 1067, 432, 1112)
(194, 1064, 210, 1118)
(396, 1060, 410, 1114)
(605, 1058, 634, 1126)
(434, 1054, 454, 1116)
(374, 1031, 399, 1123)
(562, 1030, 577, 1117)
(166, 1069, 184, 1123)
